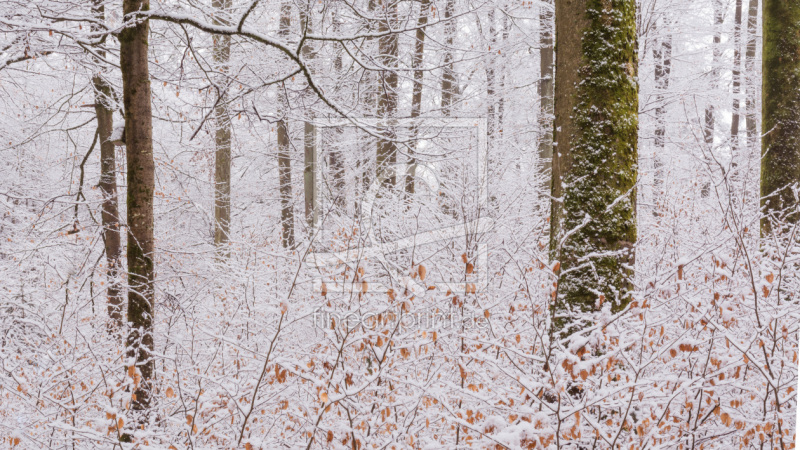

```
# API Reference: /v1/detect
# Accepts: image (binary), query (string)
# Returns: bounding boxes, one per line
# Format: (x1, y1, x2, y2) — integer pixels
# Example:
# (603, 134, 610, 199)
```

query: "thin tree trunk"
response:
(329, 10, 346, 209)
(440, 0, 457, 116)
(701, 0, 724, 198)
(653, 17, 672, 194)
(438, 0, 457, 218)
(302, 8, 317, 228)
(92, 0, 123, 330)
(120, 0, 155, 430)
(213, 0, 232, 257)
(704, 1, 724, 145)
(550, 0, 638, 336)
(485, 8, 498, 149)
(278, 1, 295, 248)
(730, 0, 744, 152)
(538, 0, 555, 175)
(497, 13, 510, 138)
(762, 0, 800, 234)
(359, 0, 379, 200)
(407, 0, 430, 196)
(745, 0, 759, 151)
(377, 0, 399, 188)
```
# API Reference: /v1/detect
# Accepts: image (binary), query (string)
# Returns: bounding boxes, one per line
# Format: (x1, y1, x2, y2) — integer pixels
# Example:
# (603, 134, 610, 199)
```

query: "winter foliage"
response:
(0, 0, 797, 448)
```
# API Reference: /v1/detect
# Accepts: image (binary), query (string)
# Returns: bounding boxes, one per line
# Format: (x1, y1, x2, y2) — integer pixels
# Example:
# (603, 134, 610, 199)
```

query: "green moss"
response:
(552, 0, 638, 334)
(761, 0, 800, 234)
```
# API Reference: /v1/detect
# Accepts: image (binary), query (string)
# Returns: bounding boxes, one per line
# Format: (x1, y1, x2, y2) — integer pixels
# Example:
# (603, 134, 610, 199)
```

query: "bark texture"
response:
(762, 0, 800, 233)
(377, 0, 398, 188)
(440, 0, 457, 115)
(213, 0, 232, 257)
(301, 9, 317, 228)
(652, 17, 672, 193)
(550, 0, 638, 335)
(406, 0, 430, 196)
(538, 0, 555, 175)
(745, 0, 759, 150)
(92, 0, 123, 329)
(278, 2, 295, 248)
(731, 0, 744, 151)
(120, 0, 155, 423)
(704, 0, 724, 152)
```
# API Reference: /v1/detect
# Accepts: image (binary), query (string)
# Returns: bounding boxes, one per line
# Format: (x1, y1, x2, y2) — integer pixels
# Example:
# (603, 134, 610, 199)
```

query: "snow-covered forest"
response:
(0, 0, 798, 447)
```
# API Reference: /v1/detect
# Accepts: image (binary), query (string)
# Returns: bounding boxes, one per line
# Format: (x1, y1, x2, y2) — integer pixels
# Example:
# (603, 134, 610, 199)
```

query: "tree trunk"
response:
(653, 17, 672, 194)
(407, 0, 430, 196)
(278, 1, 295, 248)
(538, 0, 555, 175)
(440, 0, 457, 116)
(745, 0, 759, 152)
(377, 0, 398, 188)
(120, 0, 155, 429)
(550, 0, 638, 335)
(213, 0, 232, 257)
(301, 8, 317, 228)
(701, 0, 724, 198)
(485, 8, 498, 150)
(730, 0, 744, 152)
(92, 0, 123, 330)
(762, 0, 800, 233)
(329, 11, 346, 210)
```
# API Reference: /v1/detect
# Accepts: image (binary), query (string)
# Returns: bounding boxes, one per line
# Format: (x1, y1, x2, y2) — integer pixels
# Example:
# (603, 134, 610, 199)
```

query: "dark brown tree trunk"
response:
(92, 0, 123, 330)
(762, 0, 800, 234)
(213, 0, 232, 258)
(278, 1, 295, 248)
(120, 0, 155, 427)
(550, 0, 638, 336)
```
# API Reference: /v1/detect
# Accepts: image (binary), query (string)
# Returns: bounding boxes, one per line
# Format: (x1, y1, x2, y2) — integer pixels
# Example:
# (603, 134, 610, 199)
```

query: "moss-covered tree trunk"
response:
(92, 0, 123, 330)
(278, 1, 295, 248)
(213, 0, 232, 257)
(761, 0, 800, 234)
(120, 0, 155, 426)
(550, 0, 638, 335)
